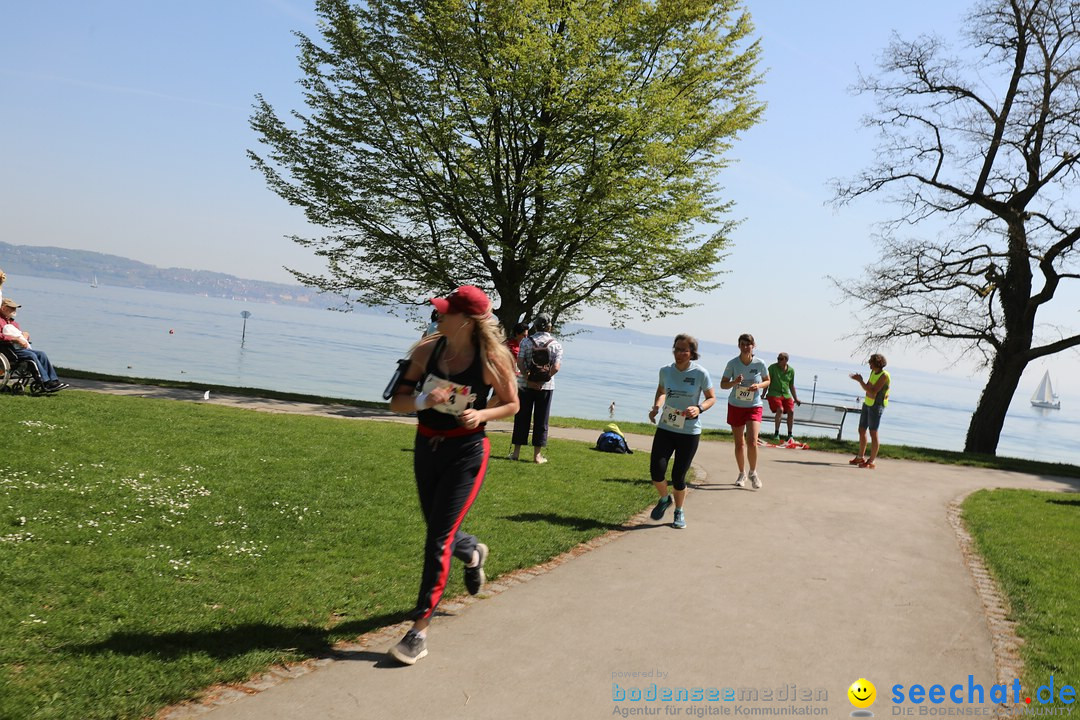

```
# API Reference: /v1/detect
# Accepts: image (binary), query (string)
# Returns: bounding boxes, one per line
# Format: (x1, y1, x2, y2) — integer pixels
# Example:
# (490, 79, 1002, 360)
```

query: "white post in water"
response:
(240, 310, 252, 347)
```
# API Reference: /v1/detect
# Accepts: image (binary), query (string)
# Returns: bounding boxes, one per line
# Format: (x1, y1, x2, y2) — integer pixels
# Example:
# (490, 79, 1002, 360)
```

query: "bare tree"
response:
(834, 0, 1080, 455)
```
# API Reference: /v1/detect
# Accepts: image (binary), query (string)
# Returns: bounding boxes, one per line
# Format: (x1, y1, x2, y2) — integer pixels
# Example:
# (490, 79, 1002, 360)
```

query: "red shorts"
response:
(727, 404, 763, 427)
(767, 396, 795, 413)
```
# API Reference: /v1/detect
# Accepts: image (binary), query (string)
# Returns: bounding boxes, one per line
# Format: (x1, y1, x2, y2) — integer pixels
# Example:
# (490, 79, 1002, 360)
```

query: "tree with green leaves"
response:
(834, 0, 1080, 456)
(249, 0, 763, 331)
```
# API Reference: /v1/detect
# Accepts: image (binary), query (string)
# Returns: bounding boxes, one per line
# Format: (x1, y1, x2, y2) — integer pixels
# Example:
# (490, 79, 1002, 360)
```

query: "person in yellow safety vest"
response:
(848, 354, 890, 469)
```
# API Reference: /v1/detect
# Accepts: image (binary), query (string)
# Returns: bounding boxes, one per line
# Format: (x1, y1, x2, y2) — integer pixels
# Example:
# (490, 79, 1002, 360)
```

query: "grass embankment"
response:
(963, 490, 1080, 707)
(552, 417, 1080, 479)
(0, 391, 653, 720)
(63, 371, 1080, 479)
(59, 367, 389, 410)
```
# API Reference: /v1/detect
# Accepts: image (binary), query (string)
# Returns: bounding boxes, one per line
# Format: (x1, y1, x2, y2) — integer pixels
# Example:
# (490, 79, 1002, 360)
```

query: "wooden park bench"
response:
(761, 402, 861, 440)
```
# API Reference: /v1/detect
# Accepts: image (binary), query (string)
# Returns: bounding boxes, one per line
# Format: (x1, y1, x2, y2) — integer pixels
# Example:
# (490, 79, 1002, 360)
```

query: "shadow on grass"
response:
(69, 613, 405, 665)
(1048, 497, 1080, 508)
(506, 512, 615, 531)
(595, 476, 645, 486)
(504, 511, 665, 532)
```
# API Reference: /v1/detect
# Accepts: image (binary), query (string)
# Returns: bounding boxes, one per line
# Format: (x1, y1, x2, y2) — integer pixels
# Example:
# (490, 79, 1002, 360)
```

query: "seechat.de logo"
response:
(890, 676, 1076, 707)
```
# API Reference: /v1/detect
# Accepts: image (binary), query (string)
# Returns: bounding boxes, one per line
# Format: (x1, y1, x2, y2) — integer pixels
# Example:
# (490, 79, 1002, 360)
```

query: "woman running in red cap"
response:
(386, 285, 519, 665)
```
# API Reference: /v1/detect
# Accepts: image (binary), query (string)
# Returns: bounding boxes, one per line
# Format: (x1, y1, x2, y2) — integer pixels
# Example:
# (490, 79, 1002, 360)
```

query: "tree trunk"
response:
(964, 216, 1036, 456)
(494, 306, 518, 336)
(963, 350, 1027, 455)
(493, 303, 522, 336)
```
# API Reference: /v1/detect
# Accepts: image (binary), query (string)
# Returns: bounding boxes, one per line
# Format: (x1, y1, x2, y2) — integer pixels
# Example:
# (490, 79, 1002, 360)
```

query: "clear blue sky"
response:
(2, 0, 1078, 385)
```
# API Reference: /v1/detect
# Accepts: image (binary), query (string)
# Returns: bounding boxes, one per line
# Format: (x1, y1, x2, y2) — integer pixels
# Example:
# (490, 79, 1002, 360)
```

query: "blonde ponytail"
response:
(472, 314, 515, 381)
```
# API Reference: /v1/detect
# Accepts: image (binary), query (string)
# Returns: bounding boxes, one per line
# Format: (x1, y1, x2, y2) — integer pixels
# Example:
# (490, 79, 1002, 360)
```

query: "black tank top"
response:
(417, 337, 490, 432)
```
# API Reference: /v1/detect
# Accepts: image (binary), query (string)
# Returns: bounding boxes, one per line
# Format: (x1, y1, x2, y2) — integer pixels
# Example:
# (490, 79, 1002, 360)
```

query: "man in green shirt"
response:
(765, 352, 801, 440)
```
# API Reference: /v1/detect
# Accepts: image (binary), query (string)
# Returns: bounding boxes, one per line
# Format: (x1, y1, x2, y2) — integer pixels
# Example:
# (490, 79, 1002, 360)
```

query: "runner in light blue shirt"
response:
(720, 333, 770, 490)
(655, 362, 712, 436)
(647, 334, 717, 529)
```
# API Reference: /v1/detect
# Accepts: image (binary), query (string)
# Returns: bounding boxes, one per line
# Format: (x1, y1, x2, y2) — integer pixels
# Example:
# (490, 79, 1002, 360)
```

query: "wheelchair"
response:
(0, 344, 48, 395)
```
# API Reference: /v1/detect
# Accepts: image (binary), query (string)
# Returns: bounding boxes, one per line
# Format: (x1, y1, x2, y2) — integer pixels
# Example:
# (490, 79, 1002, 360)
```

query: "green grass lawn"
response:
(962, 490, 1080, 707)
(0, 391, 654, 720)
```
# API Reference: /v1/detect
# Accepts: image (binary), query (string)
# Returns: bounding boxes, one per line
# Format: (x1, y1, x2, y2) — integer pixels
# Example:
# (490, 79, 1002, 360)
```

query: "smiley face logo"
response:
(848, 678, 877, 709)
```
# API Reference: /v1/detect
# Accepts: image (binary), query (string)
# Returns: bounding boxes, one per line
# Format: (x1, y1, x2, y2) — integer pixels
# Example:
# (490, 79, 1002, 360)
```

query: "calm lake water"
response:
(5, 276, 1079, 466)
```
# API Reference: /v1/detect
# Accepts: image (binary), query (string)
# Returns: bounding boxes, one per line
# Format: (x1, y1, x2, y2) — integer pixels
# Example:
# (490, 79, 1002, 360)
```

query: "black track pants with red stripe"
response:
(409, 431, 490, 620)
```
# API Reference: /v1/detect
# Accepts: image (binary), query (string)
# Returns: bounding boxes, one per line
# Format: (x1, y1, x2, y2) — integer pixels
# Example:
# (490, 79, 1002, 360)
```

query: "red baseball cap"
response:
(430, 285, 492, 317)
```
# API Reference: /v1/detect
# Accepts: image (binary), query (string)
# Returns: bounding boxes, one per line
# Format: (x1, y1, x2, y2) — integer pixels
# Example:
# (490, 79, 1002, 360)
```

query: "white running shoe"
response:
(734, 472, 746, 488)
(749, 471, 762, 489)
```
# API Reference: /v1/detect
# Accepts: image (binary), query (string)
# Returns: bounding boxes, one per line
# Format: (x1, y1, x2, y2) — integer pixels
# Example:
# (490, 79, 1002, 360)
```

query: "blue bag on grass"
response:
(595, 424, 632, 454)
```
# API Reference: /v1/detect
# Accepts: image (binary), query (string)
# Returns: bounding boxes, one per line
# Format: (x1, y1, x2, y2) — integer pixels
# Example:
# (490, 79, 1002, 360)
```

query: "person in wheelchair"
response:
(0, 298, 67, 393)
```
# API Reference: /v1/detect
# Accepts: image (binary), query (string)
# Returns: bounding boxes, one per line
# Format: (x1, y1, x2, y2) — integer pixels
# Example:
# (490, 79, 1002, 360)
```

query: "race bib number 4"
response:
(660, 405, 687, 430)
(735, 386, 755, 403)
(419, 375, 477, 415)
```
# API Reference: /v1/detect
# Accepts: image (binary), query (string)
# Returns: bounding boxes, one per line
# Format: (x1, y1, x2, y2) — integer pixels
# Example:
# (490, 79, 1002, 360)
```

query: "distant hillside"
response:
(0, 241, 737, 349)
(0, 241, 344, 308)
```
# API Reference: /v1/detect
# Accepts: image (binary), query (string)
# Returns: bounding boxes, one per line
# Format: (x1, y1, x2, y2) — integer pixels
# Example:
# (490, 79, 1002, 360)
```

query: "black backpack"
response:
(526, 337, 555, 383)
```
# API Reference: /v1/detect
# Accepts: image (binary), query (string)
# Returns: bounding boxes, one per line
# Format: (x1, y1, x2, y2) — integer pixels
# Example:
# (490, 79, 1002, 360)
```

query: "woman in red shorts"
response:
(719, 333, 770, 489)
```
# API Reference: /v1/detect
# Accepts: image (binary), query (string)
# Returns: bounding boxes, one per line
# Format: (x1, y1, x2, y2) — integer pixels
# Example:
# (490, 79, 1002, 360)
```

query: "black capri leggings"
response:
(649, 427, 701, 491)
(410, 431, 489, 620)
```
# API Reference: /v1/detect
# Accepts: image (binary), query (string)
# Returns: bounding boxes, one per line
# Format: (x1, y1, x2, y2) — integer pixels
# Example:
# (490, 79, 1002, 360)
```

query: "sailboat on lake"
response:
(90, 274, 98, 288)
(1030, 370, 1061, 409)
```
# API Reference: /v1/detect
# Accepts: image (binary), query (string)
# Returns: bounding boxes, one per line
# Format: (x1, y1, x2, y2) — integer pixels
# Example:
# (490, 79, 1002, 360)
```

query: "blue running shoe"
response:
(650, 495, 673, 521)
(672, 508, 686, 529)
